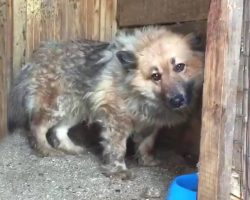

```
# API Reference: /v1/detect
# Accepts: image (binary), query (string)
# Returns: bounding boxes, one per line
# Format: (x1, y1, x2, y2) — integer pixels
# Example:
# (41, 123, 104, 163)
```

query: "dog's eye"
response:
(151, 72, 162, 81)
(174, 63, 185, 72)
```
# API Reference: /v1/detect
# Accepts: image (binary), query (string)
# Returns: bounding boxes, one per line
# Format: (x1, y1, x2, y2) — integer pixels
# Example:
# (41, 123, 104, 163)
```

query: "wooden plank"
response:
(74, 0, 85, 40)
(13, 0, 26, 78)
(32, 0, 41, 51)
(67, 0, 84, 39)
(198, 0, 244, 199)
(86, 0, 94, 40)
(242, 0, 250, 198)
(53, 0, 61, 41)
(26, 0, 35, 58)
(4, 0, 12, 91)
(0, 0, 6, 138)
(111, 0, 117, 38)
(104, 0, 114, 41)
(117, 0, 210, 27)
(93, 0, 100, 40)
(0, 0, 12, 138)
(105, 0, 117, 41)
(99, 0, 117, 41)
(230, 53, 244, 199)
(99, 0, 106, 41)
(67, 0, 75, 39)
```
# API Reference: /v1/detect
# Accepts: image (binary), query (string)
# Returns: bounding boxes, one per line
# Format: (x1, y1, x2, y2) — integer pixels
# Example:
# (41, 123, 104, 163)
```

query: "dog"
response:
(8, 27, 204, 179)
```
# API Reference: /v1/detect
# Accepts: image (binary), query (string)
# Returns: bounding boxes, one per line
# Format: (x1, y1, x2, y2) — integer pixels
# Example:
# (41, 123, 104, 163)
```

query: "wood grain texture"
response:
(12, 0, 117, 69)
(198, 0, 244, 199)
(13, 0, 26, 78)
(100, 0, 106, 41)
(93, 0, 100, 40)
(230, 4, 250, 196)
(0, 0, 12, 138)
(117, 0, 210, 27)
(241, 0, 250, 199)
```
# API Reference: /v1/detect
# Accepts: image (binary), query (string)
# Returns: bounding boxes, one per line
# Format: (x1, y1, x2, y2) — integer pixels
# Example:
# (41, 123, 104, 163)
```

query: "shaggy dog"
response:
(8, 27, 204, 179)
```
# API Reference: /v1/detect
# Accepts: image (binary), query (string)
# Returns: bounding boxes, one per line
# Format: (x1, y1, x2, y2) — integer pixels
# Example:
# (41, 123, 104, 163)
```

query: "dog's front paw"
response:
(138, 155, 161, 167)
(101, 165, 135, 180)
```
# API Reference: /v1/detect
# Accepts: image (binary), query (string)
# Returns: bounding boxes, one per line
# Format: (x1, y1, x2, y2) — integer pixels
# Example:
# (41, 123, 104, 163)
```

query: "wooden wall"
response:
(13, 0, 117, 79)
(1, 1, 248, 199)
(231, 0, 249, 196)
(0, 0, 12, 138)
(237, 0, 250, 199)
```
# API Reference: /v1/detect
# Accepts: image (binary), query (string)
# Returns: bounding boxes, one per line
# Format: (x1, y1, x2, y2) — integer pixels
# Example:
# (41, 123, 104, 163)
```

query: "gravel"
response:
(0, 134, 194, 200)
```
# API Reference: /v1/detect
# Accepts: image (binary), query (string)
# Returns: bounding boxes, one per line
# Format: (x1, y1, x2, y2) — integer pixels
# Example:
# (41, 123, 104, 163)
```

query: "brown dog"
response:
(8, 27, 204, 179)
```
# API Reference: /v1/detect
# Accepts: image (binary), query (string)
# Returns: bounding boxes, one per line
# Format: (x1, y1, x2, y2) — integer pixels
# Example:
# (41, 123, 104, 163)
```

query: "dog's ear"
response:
(184, 33, 204, 51)
(116, 50, 137, 70)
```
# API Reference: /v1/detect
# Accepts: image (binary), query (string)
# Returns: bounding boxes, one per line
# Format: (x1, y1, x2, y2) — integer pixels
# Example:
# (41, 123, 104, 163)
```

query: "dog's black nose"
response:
(169, 94, 185, 109)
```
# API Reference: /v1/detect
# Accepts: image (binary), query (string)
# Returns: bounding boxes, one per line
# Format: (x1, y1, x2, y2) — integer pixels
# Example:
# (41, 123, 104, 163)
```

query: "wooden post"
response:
(0, 0, 12, 138)
(242, 0, 250, 199)
(198, 0, 244, 199)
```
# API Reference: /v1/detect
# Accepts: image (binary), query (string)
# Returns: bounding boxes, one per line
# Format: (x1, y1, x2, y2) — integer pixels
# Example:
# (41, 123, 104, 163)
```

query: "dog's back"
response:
(8, 40, 110, 132)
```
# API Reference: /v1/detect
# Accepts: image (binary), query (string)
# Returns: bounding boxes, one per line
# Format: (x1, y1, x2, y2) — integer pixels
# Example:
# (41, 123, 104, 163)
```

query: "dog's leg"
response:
(100, 124, 133, 180)
(30, 118, 63, 157)
(136, 128, 160, 166)
(47, 124, 84, 155)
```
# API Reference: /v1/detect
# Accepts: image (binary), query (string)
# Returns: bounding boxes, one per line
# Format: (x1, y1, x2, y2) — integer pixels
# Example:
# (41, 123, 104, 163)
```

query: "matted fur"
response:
(8, 27, 204, 179)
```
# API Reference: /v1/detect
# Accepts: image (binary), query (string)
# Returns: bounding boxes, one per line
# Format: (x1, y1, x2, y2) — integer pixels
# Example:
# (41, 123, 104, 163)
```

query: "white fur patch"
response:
(114, 161, 127, 170)
(26, 97, 35, 111)
(56, 126, 83, 154)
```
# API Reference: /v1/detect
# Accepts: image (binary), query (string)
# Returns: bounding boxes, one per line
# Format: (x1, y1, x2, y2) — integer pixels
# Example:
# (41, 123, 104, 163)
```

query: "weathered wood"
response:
(198, 0, 244, 199)
(93, 0, 100, 40)
(111, 0, 117, 38)
(86, 0, 94, 40)
(230, 37, 245, 199)
(0, 0, 5, 138)
(4, 0, 12, 92)
(117, 0, 210, 27)
(0, 0, 12, 138)
(15, 0, 117, 60)
(242, 0, 250, 199)
(13, 0, 26, 78)
(104, 0, 116, 41)
(230, 0, 250, 199)
(100, 0, 106, 41)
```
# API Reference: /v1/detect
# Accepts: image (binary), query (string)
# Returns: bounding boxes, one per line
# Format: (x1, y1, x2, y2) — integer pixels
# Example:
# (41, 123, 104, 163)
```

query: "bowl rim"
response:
(170, 173, 198, 193)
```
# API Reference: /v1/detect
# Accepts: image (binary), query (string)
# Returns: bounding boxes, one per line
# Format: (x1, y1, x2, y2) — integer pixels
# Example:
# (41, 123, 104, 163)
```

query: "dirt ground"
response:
(0, 127, 195, 200)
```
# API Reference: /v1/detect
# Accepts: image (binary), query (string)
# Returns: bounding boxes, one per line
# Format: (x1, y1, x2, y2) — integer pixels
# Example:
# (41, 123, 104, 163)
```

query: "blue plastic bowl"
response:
(166, 173, 198, 200)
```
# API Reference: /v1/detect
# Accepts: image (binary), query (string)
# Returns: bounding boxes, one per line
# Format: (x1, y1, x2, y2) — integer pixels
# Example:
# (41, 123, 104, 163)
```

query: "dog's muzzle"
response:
(168, 94, 187, 109)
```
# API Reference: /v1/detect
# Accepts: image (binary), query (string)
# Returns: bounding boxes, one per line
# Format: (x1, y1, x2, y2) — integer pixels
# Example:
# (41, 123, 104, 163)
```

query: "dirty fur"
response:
(8, 27, 204, 179)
